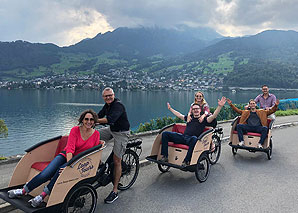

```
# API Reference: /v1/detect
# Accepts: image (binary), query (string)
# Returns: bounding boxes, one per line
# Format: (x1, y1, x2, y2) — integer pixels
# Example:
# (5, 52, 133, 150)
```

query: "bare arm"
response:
(98, 118, 108, 124)
(207, 97, 226, 123)
(167, 103, 184, 120)
(66, 153, 73, 162)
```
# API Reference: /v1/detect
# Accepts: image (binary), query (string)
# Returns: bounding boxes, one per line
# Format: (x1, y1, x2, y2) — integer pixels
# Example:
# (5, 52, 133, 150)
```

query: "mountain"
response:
(64, 26, 222, 58)
(171, 30, 298, 88)
(0, 40, 60, 71)
(1, 28, 298, 89)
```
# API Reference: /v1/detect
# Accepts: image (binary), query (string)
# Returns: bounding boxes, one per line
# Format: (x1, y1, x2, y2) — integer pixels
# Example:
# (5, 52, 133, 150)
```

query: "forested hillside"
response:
(1, 28, 298, 89)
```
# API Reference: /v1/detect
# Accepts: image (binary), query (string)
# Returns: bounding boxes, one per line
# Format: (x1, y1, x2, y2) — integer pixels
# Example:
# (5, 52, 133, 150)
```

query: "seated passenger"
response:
(8, 109, 100, 207)
(227, 98, 279, 148)
(161, 97, 226, 167)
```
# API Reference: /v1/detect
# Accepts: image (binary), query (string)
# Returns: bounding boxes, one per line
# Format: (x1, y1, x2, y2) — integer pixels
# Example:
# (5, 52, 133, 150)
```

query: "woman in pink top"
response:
(8, 109, 100, 207)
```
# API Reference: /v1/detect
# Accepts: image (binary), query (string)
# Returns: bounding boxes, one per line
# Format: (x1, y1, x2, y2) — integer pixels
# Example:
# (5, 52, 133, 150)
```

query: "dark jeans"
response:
(236, 124, 268, 145)
(25, 154, 67, 195)
(161, 131, 198, 162)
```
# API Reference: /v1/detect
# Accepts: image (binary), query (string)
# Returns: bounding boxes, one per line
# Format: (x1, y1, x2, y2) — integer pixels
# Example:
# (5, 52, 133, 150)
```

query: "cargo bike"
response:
(146, 123, 223, 182)
(228, 116, 274, 160)
(0, 135, 142, 212)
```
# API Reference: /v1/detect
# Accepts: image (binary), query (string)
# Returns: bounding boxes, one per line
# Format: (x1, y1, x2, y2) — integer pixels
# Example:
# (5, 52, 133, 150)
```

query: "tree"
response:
(0, 119, 8, 138)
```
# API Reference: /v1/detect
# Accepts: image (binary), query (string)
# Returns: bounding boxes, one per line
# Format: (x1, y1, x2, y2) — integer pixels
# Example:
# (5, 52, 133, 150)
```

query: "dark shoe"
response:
(104, 191, 118, 204)
(160, 156, 168, 163)
(181, 160, 190, 167)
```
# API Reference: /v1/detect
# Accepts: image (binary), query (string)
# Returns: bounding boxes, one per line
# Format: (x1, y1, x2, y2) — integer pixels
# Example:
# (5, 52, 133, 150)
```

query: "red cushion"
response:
(172, 124, 186, 134)
(168, 142, 189, 150)
(54, 136, 68, 157)
(31, 161, 50, 171)
(267, 119, 272, 127)
(233, 131, 261, 137)
(172, 124, 211, 134)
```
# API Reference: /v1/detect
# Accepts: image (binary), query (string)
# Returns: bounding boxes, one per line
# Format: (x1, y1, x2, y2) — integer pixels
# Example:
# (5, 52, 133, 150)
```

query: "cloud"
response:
(0, 0, 113, 46)
(1, 0, 298, 45)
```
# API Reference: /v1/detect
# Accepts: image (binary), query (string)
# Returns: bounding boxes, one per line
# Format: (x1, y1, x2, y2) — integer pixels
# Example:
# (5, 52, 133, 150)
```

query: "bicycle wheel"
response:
(158, 163, 170, 173)
(209, 135, 221, 165)
(63, 184, 97, 213)
(195, 153, 210, 183)
(232, 147, 238, 155)
(118, 149, 140, 191)
(267, 139, 273, 160)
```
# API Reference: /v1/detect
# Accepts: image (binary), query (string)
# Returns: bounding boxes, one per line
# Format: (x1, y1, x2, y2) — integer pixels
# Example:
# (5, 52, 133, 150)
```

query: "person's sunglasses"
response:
(195, 95, 203, 98)
(84, 118, 94, 121)
(192, 108, 200, 111)
(103, 94, 113, 98)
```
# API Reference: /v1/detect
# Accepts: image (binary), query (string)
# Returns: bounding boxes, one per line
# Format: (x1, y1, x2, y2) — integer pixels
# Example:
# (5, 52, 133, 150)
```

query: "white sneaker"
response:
(257, 143, 263, 149)
(29, 195, 44, 208)
(238, 141, 245, 146)
(8, 189, 23, 198)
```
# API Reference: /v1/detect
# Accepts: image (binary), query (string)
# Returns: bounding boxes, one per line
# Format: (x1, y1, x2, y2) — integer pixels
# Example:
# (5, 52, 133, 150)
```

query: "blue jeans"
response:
(236, 124, 268, 145)
(24, 154, 67, 195)
(161, 131, 198, 162)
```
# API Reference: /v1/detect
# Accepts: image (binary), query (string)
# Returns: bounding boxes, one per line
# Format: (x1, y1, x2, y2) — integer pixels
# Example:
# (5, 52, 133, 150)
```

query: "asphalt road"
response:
(92, 125, 298, 213)
(1, 116, 298, 213)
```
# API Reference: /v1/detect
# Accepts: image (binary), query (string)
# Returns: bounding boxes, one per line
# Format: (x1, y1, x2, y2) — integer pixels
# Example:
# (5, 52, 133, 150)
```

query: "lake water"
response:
(0, 89, 297, 156)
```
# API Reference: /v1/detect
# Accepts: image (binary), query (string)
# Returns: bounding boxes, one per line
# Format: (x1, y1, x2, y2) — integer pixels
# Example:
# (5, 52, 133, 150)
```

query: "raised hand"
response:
(167, 102, 171, 110)
(275, 99, 280, 106)
(218, 96, 227, 107)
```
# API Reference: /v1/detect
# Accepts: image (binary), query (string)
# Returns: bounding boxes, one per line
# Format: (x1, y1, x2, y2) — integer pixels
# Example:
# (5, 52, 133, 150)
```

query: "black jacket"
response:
(98, 98, 130, 131)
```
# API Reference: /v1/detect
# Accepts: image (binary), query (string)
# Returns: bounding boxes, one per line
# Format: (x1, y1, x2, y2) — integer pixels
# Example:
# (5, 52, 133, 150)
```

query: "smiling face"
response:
(194, 92, 204, 103)
(262, 86, 269, 95)
(192, 105, 201, 118)
(83, 113, 95, 129)
(102, 89, 115, 104)
(249, 100, 257, 110)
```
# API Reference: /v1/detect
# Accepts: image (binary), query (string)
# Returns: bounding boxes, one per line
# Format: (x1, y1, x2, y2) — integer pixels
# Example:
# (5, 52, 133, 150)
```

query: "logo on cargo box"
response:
(202, 137, 209, 147)
(77, 158, 94, 177)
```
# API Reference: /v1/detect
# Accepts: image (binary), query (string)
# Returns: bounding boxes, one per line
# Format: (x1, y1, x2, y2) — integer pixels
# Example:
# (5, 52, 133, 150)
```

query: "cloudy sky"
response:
(1, 0, 297, 46)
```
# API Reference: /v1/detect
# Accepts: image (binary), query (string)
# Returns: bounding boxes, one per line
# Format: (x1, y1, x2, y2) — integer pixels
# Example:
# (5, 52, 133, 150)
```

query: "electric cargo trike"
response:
(146, 123, 223, 182)
(228, 116, 273, 160)
(0, 135, 142, 213)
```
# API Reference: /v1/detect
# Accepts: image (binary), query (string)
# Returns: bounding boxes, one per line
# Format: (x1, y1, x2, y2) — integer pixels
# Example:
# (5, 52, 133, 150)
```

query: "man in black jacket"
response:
(97, 87, 130, 204)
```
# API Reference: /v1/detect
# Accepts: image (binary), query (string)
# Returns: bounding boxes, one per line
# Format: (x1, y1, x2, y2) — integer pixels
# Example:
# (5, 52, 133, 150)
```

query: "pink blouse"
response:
(62, 126, 100, 157)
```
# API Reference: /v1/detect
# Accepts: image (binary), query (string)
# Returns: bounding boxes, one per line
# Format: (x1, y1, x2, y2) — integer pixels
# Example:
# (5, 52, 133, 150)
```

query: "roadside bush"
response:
(134, 101, 298, 133)
(0, 119, 8, 138)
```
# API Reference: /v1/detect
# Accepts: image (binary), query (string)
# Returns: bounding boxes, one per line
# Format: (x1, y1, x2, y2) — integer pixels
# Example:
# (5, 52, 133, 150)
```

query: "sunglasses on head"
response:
(84, 118, 94, 121)
(103, 94, 113, 98)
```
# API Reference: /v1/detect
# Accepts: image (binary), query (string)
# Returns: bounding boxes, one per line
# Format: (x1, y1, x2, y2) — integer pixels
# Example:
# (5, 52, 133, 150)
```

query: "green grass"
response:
(276, 109, 298, 116)
(206, 53, 234, 74)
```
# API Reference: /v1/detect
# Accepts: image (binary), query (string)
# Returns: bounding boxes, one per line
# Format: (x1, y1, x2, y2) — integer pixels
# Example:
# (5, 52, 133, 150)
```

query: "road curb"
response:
(0, 203, 15, 213)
